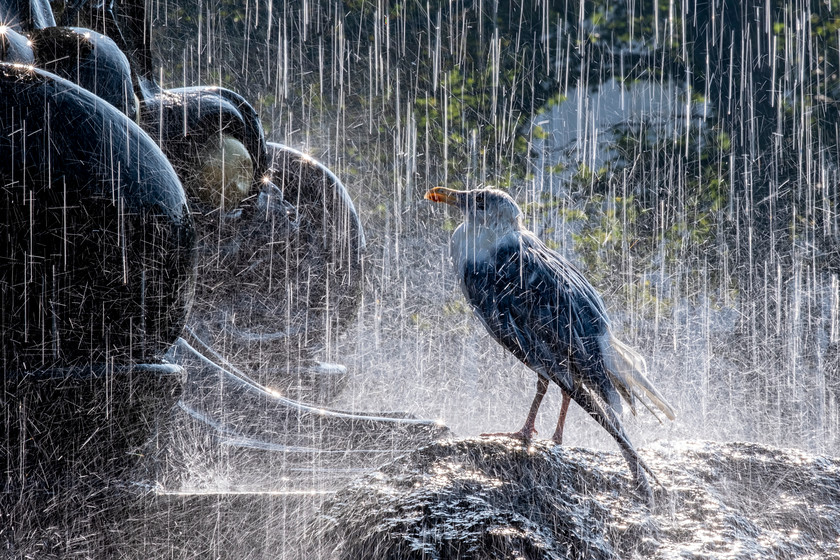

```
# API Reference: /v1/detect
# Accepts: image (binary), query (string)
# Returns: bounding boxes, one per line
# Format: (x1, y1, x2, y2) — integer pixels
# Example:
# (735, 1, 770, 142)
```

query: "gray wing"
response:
(460, 233, 617, 407)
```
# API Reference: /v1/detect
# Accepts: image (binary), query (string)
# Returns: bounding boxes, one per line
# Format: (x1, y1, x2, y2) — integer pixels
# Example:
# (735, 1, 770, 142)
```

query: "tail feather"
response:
(599, 332, 676, 421)
(566, 380, 657, 502)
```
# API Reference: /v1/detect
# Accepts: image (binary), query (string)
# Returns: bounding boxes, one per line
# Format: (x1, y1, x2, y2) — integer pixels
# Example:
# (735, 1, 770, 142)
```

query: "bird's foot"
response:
(480, 428, 536, 442)
(550, 433, 563, 445)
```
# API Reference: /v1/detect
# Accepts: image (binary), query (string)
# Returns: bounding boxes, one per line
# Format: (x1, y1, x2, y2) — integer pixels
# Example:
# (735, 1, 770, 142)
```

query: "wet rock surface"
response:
(314, 438, 840, 559)
(3, 436, 838, 558)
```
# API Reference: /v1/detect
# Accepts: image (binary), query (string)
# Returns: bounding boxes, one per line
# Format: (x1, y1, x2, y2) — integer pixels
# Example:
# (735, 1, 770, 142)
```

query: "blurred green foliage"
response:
(143, 0, 838, 293)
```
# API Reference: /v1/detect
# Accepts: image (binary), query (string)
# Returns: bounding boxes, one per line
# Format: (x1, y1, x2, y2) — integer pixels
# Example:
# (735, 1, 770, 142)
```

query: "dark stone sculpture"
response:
(0, 0, 54, 29)
(29, 25, 138, 119)
(0, 2, 445, 555)
(66, 1, 365, 393)
(0, 25, 35, 63)
(0, 63, 194, 370)
(180, 142, 365, 394)
(0, 62, 192, 555)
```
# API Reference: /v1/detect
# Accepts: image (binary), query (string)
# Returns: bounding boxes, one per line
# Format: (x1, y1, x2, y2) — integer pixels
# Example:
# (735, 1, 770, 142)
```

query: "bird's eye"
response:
(475, 193, 485, 208)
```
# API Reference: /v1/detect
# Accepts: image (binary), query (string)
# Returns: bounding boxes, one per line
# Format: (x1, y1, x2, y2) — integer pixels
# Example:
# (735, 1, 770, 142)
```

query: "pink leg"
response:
(481, 377, 549, 442)
(550, 391, 572, 444)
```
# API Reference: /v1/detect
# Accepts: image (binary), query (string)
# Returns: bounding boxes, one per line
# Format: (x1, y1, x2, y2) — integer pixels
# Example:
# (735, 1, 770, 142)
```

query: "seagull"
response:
(425, 186, 675, 498)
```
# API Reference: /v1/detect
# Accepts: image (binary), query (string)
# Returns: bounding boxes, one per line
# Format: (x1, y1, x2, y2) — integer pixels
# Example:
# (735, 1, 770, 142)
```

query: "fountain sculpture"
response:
(0, 0, 445, 555)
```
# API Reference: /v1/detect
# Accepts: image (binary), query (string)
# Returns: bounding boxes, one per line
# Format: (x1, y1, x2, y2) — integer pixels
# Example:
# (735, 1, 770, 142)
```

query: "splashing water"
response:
(3, 0, 840, 557)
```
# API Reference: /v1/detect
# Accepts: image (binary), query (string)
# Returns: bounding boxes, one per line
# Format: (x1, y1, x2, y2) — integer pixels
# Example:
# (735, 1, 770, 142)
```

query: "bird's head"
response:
(424, 187, 523, 234)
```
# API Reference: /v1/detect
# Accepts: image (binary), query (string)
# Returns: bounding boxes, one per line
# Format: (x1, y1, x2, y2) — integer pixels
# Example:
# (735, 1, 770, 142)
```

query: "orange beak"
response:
(424, 187, 461, 206)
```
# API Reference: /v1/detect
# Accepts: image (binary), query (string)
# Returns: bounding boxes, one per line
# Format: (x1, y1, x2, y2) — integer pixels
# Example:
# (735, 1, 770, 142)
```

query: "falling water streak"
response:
(7, 1, 833, 554)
